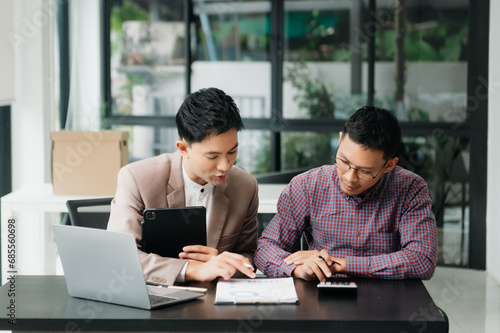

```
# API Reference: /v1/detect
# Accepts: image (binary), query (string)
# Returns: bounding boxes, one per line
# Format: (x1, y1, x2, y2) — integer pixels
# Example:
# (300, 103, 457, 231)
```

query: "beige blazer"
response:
(107, 151, 259, 285)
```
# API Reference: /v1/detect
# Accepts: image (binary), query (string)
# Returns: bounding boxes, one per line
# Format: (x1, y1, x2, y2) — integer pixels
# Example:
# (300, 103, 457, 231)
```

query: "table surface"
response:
(0, 275, 447, 332)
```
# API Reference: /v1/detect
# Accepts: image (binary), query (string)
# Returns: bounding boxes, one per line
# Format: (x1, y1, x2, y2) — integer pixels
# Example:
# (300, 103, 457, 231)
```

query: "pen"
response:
(164, 285, 208, 294)
(169, 286, 208, 293)
(317, 254, 342, 266)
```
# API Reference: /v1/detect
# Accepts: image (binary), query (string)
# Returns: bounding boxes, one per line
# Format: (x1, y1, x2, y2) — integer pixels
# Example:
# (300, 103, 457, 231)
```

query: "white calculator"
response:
(317, 281, 358, 294)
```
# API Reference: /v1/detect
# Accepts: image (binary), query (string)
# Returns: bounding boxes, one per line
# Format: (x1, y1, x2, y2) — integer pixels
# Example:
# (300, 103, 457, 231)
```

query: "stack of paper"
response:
(214, 278, 299, 304)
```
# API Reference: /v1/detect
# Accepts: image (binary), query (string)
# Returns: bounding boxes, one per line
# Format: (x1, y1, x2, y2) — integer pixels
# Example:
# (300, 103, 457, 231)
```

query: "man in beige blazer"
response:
(107, 88, 258, 285)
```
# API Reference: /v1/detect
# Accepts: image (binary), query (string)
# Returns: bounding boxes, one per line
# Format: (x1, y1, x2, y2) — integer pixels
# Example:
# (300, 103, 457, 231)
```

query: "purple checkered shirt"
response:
(255, 165, 438, 280)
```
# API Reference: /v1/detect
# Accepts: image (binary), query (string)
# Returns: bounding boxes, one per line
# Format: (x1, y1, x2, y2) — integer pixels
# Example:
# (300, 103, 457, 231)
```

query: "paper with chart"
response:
(214, 278, 299, 304)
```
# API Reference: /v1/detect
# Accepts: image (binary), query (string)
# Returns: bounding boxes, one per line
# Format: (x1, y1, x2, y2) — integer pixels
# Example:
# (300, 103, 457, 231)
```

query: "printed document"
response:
(214, 278, 299, 304)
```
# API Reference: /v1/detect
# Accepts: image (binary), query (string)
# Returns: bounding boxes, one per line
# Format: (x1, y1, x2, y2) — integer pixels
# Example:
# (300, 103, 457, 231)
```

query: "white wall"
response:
(487, 1, 500, 283)
(0, 0, 15, 105)
(10, 0, 102, 190)
(11, 0, 54, 189)
(6, 0, 56, 276)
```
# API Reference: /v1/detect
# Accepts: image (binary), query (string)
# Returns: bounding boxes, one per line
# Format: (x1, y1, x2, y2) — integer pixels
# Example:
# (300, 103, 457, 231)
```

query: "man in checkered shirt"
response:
(255, 106, 438, 281)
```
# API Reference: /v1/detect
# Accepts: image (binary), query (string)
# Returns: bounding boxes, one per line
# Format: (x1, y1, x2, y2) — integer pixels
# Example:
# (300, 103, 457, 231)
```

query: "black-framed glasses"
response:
(334, 157, 387, 182)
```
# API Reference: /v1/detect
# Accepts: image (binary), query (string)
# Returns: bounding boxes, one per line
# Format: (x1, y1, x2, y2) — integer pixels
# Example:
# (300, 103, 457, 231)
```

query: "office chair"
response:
(437, 306, 450, 333)
(66, 197, 114, 229)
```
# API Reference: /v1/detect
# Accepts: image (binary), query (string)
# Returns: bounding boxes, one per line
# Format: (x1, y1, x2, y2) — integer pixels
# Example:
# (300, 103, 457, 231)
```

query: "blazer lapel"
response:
(166, 151, 185, 207)
(207, 179, 230, 248)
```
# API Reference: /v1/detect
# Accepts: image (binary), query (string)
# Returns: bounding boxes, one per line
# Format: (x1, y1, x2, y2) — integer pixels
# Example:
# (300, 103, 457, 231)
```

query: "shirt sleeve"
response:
(175, 262, 189, 283)
(255, 179, 310, 277)
(346, 179, 438, 280)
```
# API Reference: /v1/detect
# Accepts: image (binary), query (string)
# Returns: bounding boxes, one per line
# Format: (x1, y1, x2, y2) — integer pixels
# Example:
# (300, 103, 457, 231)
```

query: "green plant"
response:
(282, 132, 335, 170)
(286, 60, 335, 119)
(110, 0, 148, 32)
(283, 61, 335, 170)
(253, 132, 272, 174)
(252, 61, 336, 173)
(438, 22, 468, 61)
(330, 48, 351, 62)
(374, 20, 468, 61)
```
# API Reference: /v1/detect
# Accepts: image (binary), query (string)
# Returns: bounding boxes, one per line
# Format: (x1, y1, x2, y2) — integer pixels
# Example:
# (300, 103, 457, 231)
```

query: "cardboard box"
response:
(51, 131, 129, 195)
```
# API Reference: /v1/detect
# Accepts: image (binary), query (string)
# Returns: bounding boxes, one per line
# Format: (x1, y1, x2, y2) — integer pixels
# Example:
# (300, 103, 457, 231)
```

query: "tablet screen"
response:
(141, 206, 207, 258)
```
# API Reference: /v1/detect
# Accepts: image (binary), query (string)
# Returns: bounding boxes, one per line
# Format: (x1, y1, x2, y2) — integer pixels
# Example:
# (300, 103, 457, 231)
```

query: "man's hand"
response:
(284, 250, 321, 265)
(179, 245, 218, 262)
(285, 249, 346, 281)
(185, 251, 256, 282)
(329, 256, 346, 274)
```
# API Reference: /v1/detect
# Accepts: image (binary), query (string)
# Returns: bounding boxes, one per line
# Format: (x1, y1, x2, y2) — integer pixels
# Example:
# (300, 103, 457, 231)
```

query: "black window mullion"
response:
(0, 106, 12, 198)
(270, 0, 284, 172)
(58, 1, 70, 129)
(367, 0, 376, 106)
(184, 0, 193, 96)
(467, 0, 488, 270)
(0, 105, 12, 283)
(102, 0, 112, 123)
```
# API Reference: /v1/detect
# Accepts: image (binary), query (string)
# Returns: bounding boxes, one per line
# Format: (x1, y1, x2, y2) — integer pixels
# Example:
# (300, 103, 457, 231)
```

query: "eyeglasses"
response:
(335, 157, 387, 182)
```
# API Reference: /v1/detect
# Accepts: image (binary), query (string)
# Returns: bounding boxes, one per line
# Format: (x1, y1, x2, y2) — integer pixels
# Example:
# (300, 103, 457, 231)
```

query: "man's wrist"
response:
(330, 257, 347, 274)
(291, 266, 299, 278)
(184, 261, 202, 281)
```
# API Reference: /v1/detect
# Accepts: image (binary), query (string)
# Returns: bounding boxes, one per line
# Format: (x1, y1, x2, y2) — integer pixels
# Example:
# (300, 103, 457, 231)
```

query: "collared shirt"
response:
(255, 165, 438, 280)
(176, 164, 215, 282)
(182, 165, 214, 227)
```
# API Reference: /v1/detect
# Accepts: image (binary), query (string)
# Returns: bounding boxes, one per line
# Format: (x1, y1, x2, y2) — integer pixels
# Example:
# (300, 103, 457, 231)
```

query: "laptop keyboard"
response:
(149, 294, 177, 306)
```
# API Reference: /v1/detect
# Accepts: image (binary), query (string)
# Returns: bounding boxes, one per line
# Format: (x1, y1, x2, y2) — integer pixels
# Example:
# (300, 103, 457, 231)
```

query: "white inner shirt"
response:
(176, 163, 215, 283)
(182, 163, 214, 226)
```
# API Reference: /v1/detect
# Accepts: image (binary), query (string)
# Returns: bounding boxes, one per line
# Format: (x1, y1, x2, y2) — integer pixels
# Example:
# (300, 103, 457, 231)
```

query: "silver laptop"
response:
(53, 224, 204, 310)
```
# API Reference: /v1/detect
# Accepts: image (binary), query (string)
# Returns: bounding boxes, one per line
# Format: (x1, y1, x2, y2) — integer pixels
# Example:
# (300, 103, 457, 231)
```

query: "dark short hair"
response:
(343, 106, 402, 160)
(176, 87, 244, 144)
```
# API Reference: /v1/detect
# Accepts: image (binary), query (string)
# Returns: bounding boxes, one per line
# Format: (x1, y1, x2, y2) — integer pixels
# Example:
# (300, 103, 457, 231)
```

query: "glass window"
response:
(281, 131, 338, 170)
(104, 0, 480, 269)
(192, 1, 272, 173)
(401, 135, 470, 266)
(110, 0, 186, 117)
(237, 129, 270, 173)
(373, 2, 469, 123)
(284, 1, 356, 120)
(194, 0, 270, 61)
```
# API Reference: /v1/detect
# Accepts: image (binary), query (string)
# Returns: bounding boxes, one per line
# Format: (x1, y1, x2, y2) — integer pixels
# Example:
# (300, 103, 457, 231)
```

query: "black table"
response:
(0, 275, 447, 332)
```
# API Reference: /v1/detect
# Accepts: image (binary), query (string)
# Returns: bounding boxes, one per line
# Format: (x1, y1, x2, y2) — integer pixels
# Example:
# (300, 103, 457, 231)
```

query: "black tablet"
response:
(141, 206, 207, 258)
